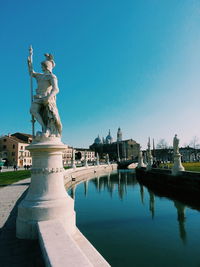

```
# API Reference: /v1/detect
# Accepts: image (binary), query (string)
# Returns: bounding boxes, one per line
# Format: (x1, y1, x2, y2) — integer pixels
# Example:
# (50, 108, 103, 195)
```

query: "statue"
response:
(172, 134, 185, 175)
(28, 48, 62, 137)
(173, 134, 179, 154)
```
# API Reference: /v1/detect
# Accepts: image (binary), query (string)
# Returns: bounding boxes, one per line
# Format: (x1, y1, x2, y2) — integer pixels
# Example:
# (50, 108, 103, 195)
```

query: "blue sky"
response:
(1, 0, 200, 149)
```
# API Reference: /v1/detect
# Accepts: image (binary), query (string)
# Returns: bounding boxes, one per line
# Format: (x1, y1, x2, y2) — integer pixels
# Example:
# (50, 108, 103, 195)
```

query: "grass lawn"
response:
(0, 170, 31, 186)
(0, 166, 74, 186)
(161, 162, 200, 172)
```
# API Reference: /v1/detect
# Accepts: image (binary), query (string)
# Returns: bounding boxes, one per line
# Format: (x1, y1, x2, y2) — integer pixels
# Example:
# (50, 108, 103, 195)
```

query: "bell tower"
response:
(117, 127, 122, 142)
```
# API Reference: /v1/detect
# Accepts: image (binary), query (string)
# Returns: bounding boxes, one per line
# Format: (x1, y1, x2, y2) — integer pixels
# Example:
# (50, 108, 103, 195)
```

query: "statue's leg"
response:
(30, 102, 46, 132)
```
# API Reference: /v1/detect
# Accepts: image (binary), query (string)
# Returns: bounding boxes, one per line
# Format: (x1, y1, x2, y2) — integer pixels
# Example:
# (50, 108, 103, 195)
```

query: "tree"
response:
(189, 136, 200, 161)
(156, 139, 168, 149)
(189, 136, 200, 149)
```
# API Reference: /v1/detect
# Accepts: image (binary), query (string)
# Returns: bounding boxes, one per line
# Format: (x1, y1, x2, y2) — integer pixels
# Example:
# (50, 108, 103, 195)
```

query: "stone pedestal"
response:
(172, 153, 185, 176)
(84, 158, 88, 168)
(72, 160, 76, 170)
(146, 154, 153, 171)
(16, 136, 76, 240)
(137, 151, 146, 168)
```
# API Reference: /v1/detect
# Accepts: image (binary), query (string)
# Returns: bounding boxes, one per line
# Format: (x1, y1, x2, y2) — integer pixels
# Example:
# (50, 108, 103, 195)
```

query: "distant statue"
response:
(28, 52, 62, 137)
(173, 134, 179, 154)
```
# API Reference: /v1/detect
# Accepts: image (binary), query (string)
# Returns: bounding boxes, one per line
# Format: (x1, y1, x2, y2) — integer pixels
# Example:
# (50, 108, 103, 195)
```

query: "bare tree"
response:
(190, 136, 200, 149)
(156, 139, 168, 149)
(190, 136, 200, 161)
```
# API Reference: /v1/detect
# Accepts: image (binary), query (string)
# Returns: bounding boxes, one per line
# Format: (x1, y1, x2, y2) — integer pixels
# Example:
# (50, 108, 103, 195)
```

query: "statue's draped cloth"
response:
(39, 96, 62, 136)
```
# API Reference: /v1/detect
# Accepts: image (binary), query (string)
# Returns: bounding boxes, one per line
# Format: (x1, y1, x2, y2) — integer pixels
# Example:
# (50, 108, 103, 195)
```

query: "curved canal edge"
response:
(38, 164, 117, 267)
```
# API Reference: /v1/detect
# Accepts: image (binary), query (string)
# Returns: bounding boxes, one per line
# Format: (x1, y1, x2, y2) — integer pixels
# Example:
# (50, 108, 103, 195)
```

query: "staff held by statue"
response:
(28, 45, 35, 137)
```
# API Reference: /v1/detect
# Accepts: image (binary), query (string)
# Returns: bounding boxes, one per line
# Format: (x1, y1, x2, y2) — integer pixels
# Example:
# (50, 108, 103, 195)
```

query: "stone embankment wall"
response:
(39, 164, 117, 267)
(64, 164, 117, 189)
(135, 167, 200, 206)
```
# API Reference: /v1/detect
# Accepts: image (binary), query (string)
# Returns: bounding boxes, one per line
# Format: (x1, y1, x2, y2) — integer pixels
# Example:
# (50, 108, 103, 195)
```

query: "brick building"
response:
(0, 133, 32, 167)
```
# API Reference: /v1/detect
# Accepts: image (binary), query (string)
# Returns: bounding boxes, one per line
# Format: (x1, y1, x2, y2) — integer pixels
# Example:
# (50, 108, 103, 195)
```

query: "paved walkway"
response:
(0, 178, 44, 267)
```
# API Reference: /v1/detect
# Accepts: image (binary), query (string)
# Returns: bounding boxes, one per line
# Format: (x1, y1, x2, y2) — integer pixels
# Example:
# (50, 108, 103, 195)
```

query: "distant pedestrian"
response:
(0, 166, 2, 172)
(24, 165, 27, 170)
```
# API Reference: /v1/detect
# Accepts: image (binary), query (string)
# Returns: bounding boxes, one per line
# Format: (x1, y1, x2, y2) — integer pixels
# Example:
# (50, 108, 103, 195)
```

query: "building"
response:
(75, 148, 95, 162)
(0, 133, 33, 167)
(0, 132, 99, 167)
(62, 146, 73, 165)
(90, 128, 140, 161)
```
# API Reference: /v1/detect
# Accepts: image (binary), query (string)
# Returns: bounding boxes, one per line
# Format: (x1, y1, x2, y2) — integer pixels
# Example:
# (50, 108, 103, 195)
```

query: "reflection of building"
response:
(0, 133, 32, 167)
(90, 128, 140, 161)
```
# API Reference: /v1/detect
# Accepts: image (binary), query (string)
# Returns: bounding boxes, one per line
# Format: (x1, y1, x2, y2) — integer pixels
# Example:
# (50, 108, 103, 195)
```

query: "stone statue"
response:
(28, 52, 62, 137)
(173, 134, 179, 154)
(172, 134, 185, 175)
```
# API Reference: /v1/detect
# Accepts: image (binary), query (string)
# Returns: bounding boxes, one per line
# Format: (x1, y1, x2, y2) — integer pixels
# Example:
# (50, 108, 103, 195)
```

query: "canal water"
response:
(69, 170, 200, 267)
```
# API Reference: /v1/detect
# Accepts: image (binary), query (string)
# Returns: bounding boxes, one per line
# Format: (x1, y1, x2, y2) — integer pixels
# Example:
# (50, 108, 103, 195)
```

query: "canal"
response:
(69, 170, 200, 267)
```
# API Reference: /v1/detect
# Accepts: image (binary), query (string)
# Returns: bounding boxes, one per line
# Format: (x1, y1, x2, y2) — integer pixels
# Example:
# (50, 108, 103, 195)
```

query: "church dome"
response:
(106, 130, 113, 144)
(94, 135, 102, 144)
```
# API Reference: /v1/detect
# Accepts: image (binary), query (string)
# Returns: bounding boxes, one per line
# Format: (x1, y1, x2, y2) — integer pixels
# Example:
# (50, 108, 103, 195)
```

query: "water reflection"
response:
(174, 200, 187, 243)
(84, 180, 88, 196)
(148, 189, 155, 219)
(69, 170, 198, 248)
(139, 184, 144, 205)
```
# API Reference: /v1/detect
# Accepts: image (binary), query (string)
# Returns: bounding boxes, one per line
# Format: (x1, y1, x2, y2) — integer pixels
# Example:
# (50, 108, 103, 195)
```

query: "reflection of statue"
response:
(174, 200, 187, 244)
(173, 134, 179, 154)
(28, 52, 62, 137)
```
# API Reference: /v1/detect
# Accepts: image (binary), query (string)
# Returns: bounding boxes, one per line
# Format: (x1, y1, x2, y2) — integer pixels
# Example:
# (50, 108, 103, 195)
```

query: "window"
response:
(3, 145, 6, 149)
(12, 152, 15, 156)
(3, 139, 6, 142)
(13, 144, 15, 149)
(21, 146, 23, 150)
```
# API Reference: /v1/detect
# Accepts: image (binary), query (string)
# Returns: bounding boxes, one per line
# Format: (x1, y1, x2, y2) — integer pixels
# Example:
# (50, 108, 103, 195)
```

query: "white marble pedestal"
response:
(16, 136, 76, 239)
(137, 150, 146, 168)
(146, 154, 153, 171)
(172, 153, 185, 176)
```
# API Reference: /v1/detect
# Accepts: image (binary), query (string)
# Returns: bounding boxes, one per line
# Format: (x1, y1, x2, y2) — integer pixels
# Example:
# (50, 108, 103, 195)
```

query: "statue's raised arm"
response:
(29, 53, 62, 138)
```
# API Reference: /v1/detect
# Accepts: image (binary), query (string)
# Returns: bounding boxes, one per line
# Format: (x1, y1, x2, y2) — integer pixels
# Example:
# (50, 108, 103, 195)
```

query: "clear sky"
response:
(1, 0, 200, 149)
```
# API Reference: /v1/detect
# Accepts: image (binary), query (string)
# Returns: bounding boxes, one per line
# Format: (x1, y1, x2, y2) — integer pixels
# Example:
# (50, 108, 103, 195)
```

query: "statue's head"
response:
(41, 53, 55, 73)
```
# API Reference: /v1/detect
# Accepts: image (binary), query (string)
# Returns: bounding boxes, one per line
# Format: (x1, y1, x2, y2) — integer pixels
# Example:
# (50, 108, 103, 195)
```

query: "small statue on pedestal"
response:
(172, 134, 185, 175)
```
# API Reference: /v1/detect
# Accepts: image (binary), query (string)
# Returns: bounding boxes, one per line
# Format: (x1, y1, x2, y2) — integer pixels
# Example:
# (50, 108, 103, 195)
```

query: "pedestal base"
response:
(138, 152, 146, 168)
(16, 136, 76, 239)
(172, 153, 185, 176)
